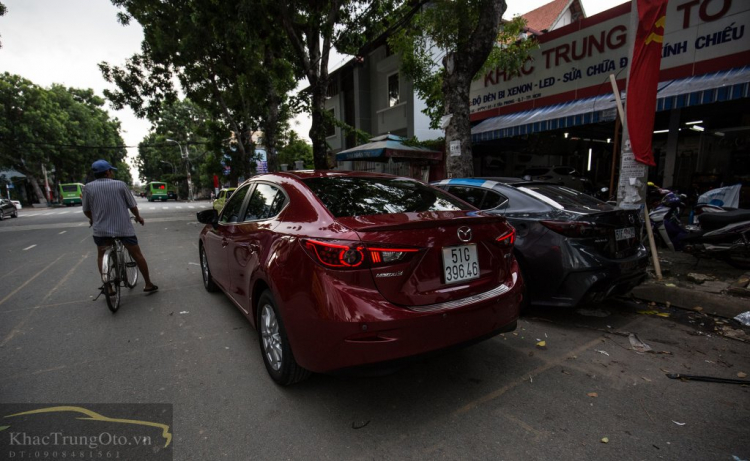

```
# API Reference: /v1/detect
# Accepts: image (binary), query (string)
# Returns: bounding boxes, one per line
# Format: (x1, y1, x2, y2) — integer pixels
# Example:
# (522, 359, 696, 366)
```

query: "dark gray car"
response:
(0, 198, 18, 220)
(433, 178, 648, 307)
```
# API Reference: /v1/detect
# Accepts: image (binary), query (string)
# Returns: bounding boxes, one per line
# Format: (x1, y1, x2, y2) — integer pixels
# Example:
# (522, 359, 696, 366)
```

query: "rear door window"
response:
(219, 184, 251, 224)
(445, 186, 485, 207)
(244, 184, 286, 221)
(481, 190, 508, 209)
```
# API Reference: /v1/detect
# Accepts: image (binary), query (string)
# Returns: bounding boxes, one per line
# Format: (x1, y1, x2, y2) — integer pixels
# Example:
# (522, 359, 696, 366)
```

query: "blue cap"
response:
(92, 159, 117, 174)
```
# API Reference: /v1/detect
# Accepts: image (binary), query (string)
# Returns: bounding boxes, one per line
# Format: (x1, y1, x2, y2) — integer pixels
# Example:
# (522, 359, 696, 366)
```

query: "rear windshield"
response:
(303, 177, 468, 218)
(61, 185, 78, 192)
(518, 184, 614, 211)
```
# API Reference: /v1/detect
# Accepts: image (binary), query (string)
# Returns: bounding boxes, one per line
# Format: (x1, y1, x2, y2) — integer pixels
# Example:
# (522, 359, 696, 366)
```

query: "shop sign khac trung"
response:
(470, 0, 750, 120)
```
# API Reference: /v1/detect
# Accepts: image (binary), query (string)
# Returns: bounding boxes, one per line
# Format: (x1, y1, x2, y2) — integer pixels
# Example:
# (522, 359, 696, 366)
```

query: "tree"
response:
(277, 130, 314, 169)
(101, 0, 298, 185)
(389, 0, 535, 178)
(135, 99, 217, 197)
(0, 73, 128, 201)
(275, 0, 402, 169)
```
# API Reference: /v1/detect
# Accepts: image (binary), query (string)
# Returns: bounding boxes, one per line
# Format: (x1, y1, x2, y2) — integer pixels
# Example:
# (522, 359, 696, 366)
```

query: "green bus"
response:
(146, 181, 169, 202)
(59, 183, 85, 206)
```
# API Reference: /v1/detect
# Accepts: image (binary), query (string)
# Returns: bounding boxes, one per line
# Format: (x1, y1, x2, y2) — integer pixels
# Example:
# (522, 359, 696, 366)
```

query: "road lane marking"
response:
(176, 206, 182, 209)
(23, 245, 37, 251)
(162, 206, 168, 210)
(43, 212, 55, 215)
(188, 206, 195, 209)
(79, 235, 90, 244)
(0, 252, 88, 347)
(150, 207, 155, 210)
(59, 231, 67, 234)
(59, 211, 70, 215)
(0, 253, 66, 308)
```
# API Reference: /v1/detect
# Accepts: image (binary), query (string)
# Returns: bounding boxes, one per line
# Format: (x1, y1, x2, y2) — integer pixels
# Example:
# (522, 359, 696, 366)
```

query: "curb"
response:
(631, 283, 748, 319)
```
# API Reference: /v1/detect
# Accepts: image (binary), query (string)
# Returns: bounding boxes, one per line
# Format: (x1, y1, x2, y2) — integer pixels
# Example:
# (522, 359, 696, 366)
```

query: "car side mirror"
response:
(197, 209, 219, 228)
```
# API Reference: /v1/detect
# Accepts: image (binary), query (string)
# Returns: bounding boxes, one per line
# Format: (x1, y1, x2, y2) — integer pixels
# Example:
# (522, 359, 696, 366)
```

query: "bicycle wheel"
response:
(103, 250, 121, 313)
(123, 249, 139, 289)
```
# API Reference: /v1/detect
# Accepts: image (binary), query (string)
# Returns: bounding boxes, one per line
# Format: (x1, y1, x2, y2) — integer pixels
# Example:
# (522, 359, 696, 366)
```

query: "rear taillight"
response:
(540, 220, 604, 238)
(495, 229, 516, 248)
(302, 239, 419, 269)
(304, 239, 365, 268)
(368, 247, 419, 266)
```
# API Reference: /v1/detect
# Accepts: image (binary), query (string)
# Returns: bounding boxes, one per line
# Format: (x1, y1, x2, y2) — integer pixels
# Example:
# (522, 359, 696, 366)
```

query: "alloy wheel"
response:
(260, 303, 283, 371)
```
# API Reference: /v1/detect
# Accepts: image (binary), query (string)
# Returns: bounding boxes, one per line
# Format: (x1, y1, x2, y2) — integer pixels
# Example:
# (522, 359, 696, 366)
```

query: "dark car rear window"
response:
(61, 185, 78, 192)
(303, 177, 468, 218)
(518, 184, 614, 211)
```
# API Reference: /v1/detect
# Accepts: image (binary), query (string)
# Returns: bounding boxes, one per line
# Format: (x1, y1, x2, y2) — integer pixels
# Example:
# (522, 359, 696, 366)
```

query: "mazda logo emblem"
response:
(457, 226, 472, 242)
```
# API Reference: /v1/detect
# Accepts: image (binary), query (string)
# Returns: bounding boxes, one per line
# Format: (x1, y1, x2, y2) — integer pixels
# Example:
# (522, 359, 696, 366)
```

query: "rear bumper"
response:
(280, 262, 523, 373)
(62, 198, 81, 205)
(531, 245, 649, 307)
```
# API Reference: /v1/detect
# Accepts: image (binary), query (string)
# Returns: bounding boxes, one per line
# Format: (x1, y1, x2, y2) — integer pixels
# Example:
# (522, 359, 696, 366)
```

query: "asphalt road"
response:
(1, 198, 748, 460)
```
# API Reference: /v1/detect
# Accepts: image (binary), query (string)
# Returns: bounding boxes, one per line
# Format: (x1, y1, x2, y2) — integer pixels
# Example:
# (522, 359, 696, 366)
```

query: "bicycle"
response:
(100, 236, 139, 312)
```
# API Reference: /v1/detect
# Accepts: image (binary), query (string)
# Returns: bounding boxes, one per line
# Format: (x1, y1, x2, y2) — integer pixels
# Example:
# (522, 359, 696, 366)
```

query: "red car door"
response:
(205, 184, 251, 292)
(226, 183, 286, 313)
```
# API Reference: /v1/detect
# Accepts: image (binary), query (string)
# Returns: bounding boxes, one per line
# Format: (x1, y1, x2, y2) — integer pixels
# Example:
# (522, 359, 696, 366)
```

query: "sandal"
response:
(143, 285, 159, 293)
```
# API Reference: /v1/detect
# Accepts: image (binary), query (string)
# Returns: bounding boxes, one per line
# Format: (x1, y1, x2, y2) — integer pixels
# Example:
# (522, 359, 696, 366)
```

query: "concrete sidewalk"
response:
(630, 251, 749, 320)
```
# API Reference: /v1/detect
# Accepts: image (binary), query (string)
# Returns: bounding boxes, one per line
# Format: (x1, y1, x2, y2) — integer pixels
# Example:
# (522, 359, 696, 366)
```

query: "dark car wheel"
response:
(257, 290, 310, 386)
(0, 210, 4, 220)
(200, 244, 219, 292)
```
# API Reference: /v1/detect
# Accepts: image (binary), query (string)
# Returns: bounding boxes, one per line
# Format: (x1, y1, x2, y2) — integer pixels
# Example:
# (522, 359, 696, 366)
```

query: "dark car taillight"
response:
(540, 220, 606, 238)
(495, 228, 516, 248)
(302, 239, 420, 269)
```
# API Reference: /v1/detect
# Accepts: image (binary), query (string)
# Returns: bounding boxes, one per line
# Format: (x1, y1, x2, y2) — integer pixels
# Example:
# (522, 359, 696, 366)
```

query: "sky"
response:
(1, 0, 627, 182)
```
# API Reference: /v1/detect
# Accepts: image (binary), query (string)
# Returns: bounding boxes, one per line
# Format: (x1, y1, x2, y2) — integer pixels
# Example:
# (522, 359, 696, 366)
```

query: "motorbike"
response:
(649, 192, 750, 269)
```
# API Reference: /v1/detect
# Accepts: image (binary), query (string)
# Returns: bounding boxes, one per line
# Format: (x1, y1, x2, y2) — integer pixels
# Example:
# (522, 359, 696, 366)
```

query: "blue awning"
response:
(472, 66, 750, 143)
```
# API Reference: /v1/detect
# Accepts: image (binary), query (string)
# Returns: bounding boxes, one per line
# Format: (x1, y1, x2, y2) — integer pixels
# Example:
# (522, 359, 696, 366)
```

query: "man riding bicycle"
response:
(83, 159, 158, 294)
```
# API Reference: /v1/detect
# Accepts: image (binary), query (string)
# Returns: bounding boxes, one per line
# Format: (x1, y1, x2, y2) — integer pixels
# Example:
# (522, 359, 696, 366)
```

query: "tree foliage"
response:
(389, 0, 535, 178)
(100, 0, 298, 185)
(274, 0, 403, 168)
(0, 73, 129, 201)
(135, 99, 220, 197)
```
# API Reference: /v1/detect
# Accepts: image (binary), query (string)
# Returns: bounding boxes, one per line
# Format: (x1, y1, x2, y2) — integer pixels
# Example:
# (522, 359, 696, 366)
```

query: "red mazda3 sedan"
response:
(197, 171, 523, 385)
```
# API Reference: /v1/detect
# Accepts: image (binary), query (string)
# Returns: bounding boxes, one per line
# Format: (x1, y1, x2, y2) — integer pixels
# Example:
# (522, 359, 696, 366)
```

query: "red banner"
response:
(626, 0, 668, 167)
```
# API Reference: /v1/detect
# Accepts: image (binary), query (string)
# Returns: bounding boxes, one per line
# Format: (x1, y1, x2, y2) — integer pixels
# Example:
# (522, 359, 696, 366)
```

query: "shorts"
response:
(94, 236, 139, 246)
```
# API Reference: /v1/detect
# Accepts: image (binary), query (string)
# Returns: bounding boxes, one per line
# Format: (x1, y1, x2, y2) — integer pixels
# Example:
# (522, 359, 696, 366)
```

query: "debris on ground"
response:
(637, 310, 671, 318)
(738, 372, 748, 378)
(576, 308, 611, 317)
(666, 373, 750, 385)
(587, 392, 598, 398)
(628, 334, 653, 353)
(687, 273, 716, 284)
(595, 350, 610, 356)
(536, 340, 547, 350)
(735, 311, 750, 327)
(672, 421, 686, 426)
(601, 437, 609, 444)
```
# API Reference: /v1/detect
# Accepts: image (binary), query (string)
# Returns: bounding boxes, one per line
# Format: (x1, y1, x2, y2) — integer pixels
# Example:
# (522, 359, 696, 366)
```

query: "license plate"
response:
(615, 227, 635, 241)
(442, 244, 480, 284)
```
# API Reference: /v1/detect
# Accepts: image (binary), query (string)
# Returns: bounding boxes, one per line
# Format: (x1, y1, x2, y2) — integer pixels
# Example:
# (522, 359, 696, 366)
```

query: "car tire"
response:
(257, 290, 310, 386)
(11, 209, 17, 218)
(0, 210, 4, 220)
(200, 244, 219, 292)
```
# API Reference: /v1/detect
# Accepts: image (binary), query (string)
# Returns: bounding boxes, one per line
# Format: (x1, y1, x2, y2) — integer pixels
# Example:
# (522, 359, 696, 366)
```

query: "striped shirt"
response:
(82, 179, 137, 237)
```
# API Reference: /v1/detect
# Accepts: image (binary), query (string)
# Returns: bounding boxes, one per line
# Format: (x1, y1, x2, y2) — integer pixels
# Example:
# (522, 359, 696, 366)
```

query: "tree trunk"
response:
(27, 175, 45, 205)
(264, 47, 281, 173)
(310, 81, 329, 169)
(443, 56, 475, 178)
(443, 0, 507, 179)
